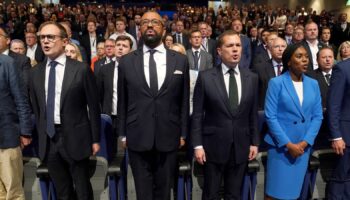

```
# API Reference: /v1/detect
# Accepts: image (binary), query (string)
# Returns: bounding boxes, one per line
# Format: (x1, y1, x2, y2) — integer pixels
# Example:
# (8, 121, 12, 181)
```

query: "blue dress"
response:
(264, 72, 323, 199)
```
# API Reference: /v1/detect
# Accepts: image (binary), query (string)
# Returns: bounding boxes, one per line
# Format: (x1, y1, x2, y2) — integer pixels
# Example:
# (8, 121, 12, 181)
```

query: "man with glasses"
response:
(29, 21, 100, 200)
(93, 38, 116, 76)
(25, 31, 45, 66)
(117, 11, 189, 200)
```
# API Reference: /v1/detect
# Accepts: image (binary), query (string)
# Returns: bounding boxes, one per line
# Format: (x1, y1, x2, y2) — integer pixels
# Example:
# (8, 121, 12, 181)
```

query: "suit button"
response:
(293, 121, 297, 124)
(152, 113, 158, 118)
(302, 119, 305, 123)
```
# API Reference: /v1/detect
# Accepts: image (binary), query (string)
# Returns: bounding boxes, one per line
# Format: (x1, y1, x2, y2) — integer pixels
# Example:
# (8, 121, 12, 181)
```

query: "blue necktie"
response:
(46, 60, 58, 138)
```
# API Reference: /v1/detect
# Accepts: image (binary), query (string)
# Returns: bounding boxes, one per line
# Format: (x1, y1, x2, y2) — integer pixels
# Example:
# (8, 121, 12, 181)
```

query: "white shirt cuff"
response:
(330, 137, 342, 141)
(121, 137, 126, 142)
(194, 145, 203, 149)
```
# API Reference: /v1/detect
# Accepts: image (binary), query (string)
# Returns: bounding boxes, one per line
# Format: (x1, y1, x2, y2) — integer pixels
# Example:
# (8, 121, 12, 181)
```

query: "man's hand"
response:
(332, 139, 346, 156)
(248, 145, 258, 161)
(92, 143, 100, 156)
(20, 136, 32, 149)
(179, 137, 185, 149)
(194, 148, 206, 165)
(286, 142, 304, 158)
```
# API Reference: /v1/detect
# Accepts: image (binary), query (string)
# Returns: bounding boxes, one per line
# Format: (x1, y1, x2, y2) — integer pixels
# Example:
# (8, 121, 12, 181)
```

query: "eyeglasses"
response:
(140, 19, 163, 27)
(39, 34, 62, 42)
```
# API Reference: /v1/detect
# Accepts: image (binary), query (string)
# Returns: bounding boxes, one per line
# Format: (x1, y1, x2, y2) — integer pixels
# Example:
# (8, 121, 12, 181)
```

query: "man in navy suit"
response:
(231, 19, 252, 68)
(327, 57, 350, 200)
(117, 11, 189, 200)
(0, 54, 32, 199)
(191, 30, 259, 200)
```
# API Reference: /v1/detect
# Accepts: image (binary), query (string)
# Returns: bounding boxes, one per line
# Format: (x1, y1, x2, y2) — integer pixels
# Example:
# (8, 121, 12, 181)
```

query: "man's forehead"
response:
(142, 12, 161, 20)
(41, 24, 60, 34)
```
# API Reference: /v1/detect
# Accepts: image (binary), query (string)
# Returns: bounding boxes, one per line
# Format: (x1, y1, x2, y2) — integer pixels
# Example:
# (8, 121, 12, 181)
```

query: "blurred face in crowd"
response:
(134, 15, 141, 25)
(207, 25, 212, 37)
(26, 22, 36, 33)
(25, 32, 37, 47)
(10, 41, 25, 54)
(340, 13, 347, 23)
(217, 33, 242, 67)
(270, 38, 287, 62)
(0, 28, 10, 53)
(285, 24, 294, 36)
(261, 30, 270, 44)
(40, 24, 68, 60)
(266, 33, 278, 50)
(65, 43, 78, 60)
(164, 35, 173, 48)
(97, 42, 105, 57)
(87, 21, 96, 33)
(176, 20, 184, 33)
(115, 39, 131, 59)
(190, 31, 202, 49)
(340, 42, 350, 60)
(288, 46, 309, 77)
(317, 48, 334, 72)
(231, 20, 243, 33)
(199, 23, 208, 38)
(320, 28, 331, 42)
(60, 23, 72, 39)
(116, 20, 126, 33)
(140, 12, 164, 49)
(250, 27, 258, 38)
(292, 28, 304, 43)
(104, 39, 115, 58)
(305, 22, 318, 41)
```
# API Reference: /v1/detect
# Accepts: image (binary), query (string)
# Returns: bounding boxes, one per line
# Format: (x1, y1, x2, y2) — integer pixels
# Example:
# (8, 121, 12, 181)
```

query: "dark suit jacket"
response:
(32, 44, 45, 64)
(80, 34, 104, 65)
(207, 38, 218, 64)
(332, 22, 350, 47)
(251, 58, 276, 110)
(239, 35, 252, 68)
(191, 65, 259, 164)
(93, 57, 108, 76)
(9, 50, 31, 86)
(327, 60, 350, 145)
(309, 69, 329, 108)
(251, 47, 270, 68)
(173, 33, 190, 49)
(0, 54, 32, 148)
(117, 48, 189, 152)
(186, 49, 213, 71)
(29, 57, 101, 160)
(301, 40, 326, 73)
(97, 61, 116, 115)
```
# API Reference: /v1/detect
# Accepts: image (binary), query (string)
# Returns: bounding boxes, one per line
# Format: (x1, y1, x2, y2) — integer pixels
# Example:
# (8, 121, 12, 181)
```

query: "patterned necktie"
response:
(228, 69, 238, 111)
(46, 60, 58, 138)
(325, 73, 331, 85)
(277, 64, 282, 76)
(177, 34, 182, 44)
(149, 49, 158, 95)
(194, 51, 199, 70)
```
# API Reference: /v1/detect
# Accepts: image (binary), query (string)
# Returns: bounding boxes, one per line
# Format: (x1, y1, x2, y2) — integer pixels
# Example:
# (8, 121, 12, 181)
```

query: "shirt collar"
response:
(306, 39, 319, 47)
(272, 59, 282, 67)
(2, 49, 9, 55)
(143, 43, 166, 54)
(28, 43, 37, 50)
(192, 48, 200, 53)
(221, 62, 239, 75)
(47, 53, 66, 67)
(322, 69, 332, 76)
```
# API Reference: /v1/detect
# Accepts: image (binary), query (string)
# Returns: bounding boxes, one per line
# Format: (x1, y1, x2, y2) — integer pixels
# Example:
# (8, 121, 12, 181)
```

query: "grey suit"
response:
(186, 49, 213, 71)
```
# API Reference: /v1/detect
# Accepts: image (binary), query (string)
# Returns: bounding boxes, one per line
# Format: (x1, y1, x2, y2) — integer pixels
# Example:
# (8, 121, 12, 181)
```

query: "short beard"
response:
(142, 33, 162, 49)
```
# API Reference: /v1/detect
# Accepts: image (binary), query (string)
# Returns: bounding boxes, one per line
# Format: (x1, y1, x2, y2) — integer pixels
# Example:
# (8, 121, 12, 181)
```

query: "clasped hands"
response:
(286, 141, 308, 158)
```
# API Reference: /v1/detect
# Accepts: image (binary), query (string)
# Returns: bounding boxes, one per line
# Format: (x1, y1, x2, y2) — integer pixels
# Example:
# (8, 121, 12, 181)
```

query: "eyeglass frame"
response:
(39, 34, 64, 42)
(140, 19, 163, 27)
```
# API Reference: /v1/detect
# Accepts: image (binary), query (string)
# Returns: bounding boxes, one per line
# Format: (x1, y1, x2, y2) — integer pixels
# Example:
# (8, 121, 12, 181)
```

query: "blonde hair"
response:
(169, 43, 186, 55)
(66, 42, 83, 62)
(337, 41, 350, 61)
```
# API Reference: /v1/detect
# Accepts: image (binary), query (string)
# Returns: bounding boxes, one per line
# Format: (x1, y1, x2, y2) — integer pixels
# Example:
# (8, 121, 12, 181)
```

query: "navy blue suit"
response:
(239, 35, 252, 68)
(0, 54, 32, 148)
(327, 59, 350, 199)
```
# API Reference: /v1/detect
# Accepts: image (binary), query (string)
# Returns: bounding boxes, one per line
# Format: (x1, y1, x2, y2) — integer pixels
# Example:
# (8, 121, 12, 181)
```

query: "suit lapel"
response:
(132, 49, 152, 96)
(265, 60, 276, 78)
(37, 61, 47, 109)
(60, 58, 79, 109)
(235, 68, 249, 116)
(212, 66, 232, 117)
(199, 50, 206, 70)
(282, 72, 305, 118)
(108, 62, 115, 92)
(187, 50, 195, 70)
(158, 49, 176, 95)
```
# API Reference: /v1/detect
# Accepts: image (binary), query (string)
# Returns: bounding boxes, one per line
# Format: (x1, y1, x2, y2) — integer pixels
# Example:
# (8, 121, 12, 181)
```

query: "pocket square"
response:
(174, 70, 183, 74)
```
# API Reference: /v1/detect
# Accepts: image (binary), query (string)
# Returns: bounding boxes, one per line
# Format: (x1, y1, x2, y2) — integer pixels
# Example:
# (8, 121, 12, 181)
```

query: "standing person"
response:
(264, 43, 323, 200)
(231, 19, 252, 68)
(191, 30, 259, 200)
(29, 21, 101, 200)
(0, 54, 32, 200)
(117, 11, 189, 200)
(327, 47, 350, 200)
(80, 21, 104, 65)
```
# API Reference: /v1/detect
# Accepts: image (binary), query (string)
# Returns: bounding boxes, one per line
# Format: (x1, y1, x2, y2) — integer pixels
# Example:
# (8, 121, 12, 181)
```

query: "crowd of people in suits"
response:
(1, 1, 350, 200)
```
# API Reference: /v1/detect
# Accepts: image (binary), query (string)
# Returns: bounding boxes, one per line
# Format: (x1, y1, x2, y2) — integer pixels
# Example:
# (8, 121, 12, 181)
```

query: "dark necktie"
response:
(194, 51, 199, 70)
(277, 64, 282, 76)
(46, 60, 58, 138)
(177, 34, 182, 44)
(325, 73, 331, 85)
(228, 69, 238, 111)
(149, 49, 158, 95)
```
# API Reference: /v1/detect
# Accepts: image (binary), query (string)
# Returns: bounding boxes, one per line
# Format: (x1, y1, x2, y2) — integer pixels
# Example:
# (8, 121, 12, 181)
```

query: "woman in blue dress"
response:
(264, 43, 323, 199)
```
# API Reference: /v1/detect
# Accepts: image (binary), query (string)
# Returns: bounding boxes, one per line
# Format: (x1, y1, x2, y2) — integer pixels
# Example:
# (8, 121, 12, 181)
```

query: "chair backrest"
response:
(97, 114, 114, 162)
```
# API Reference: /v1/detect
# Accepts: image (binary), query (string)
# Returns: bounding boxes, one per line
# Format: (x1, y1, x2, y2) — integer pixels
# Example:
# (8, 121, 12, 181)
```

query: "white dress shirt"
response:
(111, 61, 119, 115)
(26, 43, 37, 61)
(90, 34, 97, 59)
(272, 59, 283, 76)
(143, 44, 167, 90)
(45, 54, 66, 124)
(307, 40, 319, 70)
(292, 81, 303, 106)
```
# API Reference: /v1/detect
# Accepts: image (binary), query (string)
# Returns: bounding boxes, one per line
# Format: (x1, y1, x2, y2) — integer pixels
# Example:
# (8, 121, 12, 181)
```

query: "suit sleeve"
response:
(248, 74, 259, 146)
(117, 58, 127, 137)
(191, 72, 205, 147)
(83, 64, 101, 143)
(96, 67, 104, 107)
(265, 79, 291, 147)
(327, 65, 346, 139)
(180, 56, 190, 138)
(303, 80, 323, 145)
(7, 57, 32, 135)
(22, 56, 31, 87)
